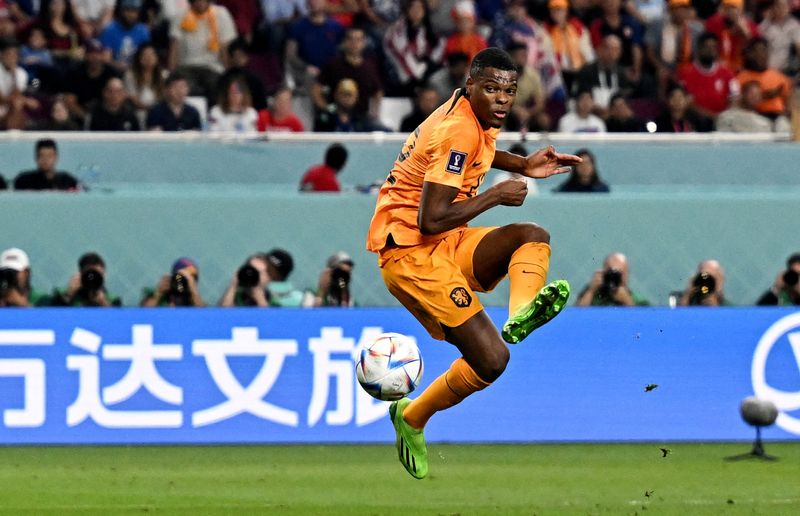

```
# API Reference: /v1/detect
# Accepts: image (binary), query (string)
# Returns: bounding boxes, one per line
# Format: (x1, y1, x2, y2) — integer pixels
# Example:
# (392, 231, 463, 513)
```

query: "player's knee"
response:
(478, 345, 509, 383)
(512, 222, 550, 246)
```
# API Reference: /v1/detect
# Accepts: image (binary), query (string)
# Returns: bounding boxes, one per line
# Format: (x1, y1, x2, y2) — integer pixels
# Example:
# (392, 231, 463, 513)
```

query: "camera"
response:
(169, 273, 192, 306)
(602, 269, 622, 290)
(237, 264, 260, 289)
(80, 269, 104, 291)
(784, 269, 799, 287)
(327, 266, 351, 306)
(693, 272, 716, 296)
(0, 268, 18, 294)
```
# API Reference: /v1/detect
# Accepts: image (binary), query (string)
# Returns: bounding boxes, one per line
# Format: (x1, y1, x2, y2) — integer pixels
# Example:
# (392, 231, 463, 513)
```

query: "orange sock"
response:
(403, 357, 491, 429)
(508, 242, 551, 316)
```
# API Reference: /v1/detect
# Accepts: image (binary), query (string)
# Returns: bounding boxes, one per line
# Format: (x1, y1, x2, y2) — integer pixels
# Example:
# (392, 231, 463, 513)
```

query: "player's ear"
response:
(465, 75, 474, 97)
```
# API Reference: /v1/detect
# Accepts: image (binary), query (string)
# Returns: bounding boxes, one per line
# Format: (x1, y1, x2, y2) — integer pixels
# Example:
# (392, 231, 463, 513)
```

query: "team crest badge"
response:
(450, 287, 472, 307)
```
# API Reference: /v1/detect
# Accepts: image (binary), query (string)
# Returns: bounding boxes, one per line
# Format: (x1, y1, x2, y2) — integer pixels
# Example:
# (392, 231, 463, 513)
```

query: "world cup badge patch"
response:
(446, 150, 467, 175)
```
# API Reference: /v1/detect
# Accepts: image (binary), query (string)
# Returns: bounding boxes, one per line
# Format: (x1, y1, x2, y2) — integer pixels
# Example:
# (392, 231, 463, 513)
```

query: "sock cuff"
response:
(445, 358, 491, 397)
(510, 242, 551, 264)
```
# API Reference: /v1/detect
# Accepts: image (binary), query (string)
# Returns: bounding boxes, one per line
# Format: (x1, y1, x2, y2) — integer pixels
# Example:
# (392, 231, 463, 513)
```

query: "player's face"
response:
(466, 67, 518, 129)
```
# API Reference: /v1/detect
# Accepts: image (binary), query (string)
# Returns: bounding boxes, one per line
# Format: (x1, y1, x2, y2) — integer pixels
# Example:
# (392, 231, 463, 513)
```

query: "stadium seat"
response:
(379, 97, 413, 132)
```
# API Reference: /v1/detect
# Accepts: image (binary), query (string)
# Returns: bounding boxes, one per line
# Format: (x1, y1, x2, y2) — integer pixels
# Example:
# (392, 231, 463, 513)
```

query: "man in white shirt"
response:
(558, 89, 607, 133)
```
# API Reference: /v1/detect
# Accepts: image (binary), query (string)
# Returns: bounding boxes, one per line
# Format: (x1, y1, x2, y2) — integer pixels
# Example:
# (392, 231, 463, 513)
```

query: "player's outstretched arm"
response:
(492, 146, 581, 179)
(418, 179, 528, 235)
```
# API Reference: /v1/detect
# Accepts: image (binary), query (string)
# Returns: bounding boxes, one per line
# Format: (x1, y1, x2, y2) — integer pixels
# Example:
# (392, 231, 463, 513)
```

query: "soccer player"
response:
(366, 47, 580, 479)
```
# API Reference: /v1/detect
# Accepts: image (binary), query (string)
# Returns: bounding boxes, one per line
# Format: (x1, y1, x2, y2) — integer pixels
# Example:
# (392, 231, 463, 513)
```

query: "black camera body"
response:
(0, 267, 19, 294)
(693, 272, 716, 296)
(598, 268, 622, 298)
(327, 266, 351, 306)
(169, 273, 192, 306)
(80, 269, 104, 291)
(237, 264, 260, 289)
(784, 269, 799, 288)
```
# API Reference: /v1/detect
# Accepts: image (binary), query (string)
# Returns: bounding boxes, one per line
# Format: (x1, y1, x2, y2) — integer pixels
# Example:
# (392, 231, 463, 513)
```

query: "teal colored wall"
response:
(1, 191, 796, 307)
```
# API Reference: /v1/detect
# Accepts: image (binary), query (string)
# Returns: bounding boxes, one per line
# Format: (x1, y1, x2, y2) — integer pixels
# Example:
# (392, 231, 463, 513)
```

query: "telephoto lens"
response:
(237, 264, 260, 289)
(80, 269, 104, 291)
(783, 269, 799, 287)
(693, 272, 716, 295)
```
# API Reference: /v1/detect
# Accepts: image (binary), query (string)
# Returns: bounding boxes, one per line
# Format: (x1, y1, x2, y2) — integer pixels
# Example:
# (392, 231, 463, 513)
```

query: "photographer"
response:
(309, 251, 355, 307)
(140, 257, 205, 307)
(757, 253, 800, 306)
(218, 254, 270, 307)
(576, 252, 650, 306)
(52, 252, 121, 307)
(678, 259, 730, 306)
(0, 248, 48, 307)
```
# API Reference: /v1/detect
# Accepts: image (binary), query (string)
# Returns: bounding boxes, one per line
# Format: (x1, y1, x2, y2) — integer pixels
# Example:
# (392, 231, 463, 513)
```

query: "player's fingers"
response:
(552, 166, 573, 176)
(555, 152, 583, 165)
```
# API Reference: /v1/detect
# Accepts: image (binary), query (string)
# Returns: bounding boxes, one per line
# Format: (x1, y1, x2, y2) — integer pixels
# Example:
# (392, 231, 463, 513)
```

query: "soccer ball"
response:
(355, 332, 424, 401)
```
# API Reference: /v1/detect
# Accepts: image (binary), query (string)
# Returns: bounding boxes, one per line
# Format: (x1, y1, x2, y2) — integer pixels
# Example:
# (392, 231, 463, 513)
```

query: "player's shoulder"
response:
(430, 95, 482, 143)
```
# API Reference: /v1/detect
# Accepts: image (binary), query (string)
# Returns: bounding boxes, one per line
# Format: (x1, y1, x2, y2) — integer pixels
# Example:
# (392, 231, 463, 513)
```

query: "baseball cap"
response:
(0, 248, 30, 271)
(172, 257, 198, 278)
(548, 0, 568, 9)
(326, 251, 354, 269)
(266, 249, 294, 280)
(335, 79, 359, 96)
(721, 0, 743, 7)
(452, 0, 476, 19)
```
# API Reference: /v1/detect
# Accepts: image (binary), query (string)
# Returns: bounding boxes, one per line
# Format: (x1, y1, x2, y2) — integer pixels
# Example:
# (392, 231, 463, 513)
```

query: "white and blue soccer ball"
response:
(356, 332, 424, 401)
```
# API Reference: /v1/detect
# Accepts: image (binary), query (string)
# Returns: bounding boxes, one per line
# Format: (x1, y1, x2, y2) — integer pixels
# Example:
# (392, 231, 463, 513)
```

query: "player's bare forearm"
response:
(491, 150, 525, 174)
(418, 181, 506, 235)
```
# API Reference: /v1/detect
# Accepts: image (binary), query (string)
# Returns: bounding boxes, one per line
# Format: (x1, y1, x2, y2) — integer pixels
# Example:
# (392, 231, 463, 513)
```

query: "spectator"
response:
(573, 34, 634, 112)
(0, 37, 38, 130)
(654, 83, 713, 132)
(589, 0, 645, 86)
(71, 0, 114, 38)
(506, 41, 549, 133)
(146, 71, 201, 131)
(123, 43, 164, 113)
(576, 252, 650, 306)
(704, 0, 758, 72)
(86, 75, 141, 130)
(19, 26, 54, 81)
(383, 0, 444, 97)
(605, 92, 646, 132)
(490, 0, 562, 99)
(545, 0, 594, 92)
(759, 0, 800, 74)
(284, 0, 344, 91)
(140, 257, 206, 307)
(313, 77, 375, 132)
(217, 38, 267, 111)
(0, 247, 49, 307)
(35, 94, 81, 130)
(99, 0, 150, 68)
(314, 26, 383, 123)
(13, 138, 79, 190)
(677, 32, 738, 119)
(645, 0, 702, 100)
(300, 142, 348, 192)
(168, 0, 237, 101)
(307, 250, 355, 307)
(207, 76, 257, 133)
(64, 38, 120, 122)
(736, 37, 792, 119)
(262, 248, 304, 307)
(30, 0, 84, 68)
(218, 253, 270, 307)
(678, 259, 730, 306)
(257, 86, 304, 132)
(216, 0, 259, 42)
(444, 0, 487, 61)
(50, 252, 122, 307)
(716, 80, 781, 132)
(557, 89, 606, 132)
(399, 85, 439, 132)
(428, 0, 458, 36)
(757, 252, 800, 306)
(426, 50, 468, 103)
(553, 148, 610, 192)
(489, 142, 539, 195)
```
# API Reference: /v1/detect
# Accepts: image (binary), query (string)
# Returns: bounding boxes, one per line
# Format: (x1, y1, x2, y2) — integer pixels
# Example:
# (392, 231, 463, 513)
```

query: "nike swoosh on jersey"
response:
(472, 161, 482, 167)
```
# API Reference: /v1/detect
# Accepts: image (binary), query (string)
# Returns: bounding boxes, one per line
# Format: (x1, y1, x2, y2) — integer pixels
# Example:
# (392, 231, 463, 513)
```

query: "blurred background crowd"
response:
(0, 0, 798, 134)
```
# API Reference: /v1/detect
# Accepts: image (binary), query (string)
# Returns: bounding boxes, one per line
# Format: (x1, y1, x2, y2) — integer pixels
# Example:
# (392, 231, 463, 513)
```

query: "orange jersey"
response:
(366, 90, 500, 254)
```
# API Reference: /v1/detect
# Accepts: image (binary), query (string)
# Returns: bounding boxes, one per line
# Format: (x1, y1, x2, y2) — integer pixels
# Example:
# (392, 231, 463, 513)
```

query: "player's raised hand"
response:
(489, 178, 528, 206)
(523, 145, 582, 179)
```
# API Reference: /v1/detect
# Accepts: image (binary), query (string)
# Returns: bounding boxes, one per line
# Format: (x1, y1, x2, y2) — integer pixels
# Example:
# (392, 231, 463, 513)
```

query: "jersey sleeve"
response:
(422, 117, 478, 189)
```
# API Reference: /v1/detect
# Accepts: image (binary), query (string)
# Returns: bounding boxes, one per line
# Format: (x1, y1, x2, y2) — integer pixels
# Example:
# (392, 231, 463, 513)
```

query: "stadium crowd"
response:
(0, 0, 797, 133)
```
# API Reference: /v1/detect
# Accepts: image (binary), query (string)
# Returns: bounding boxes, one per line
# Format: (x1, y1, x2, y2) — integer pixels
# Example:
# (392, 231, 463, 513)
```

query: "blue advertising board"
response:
(0, 308, 798, 444)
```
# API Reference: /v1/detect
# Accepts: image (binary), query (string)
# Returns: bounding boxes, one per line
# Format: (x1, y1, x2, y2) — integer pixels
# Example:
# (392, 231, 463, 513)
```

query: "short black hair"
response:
(787, 253, 800, 268)
(469, 47, 516, 78)
(324, 143, 348, 170)
(165, 71, 188, 86)
(79, 252, 105, 270)
(609, 92, 627, 106)
(666, 82, 687, 96)
(697, 32, 719, 47)
(35, 138, 57, 154)
(228, 37, 249, 56)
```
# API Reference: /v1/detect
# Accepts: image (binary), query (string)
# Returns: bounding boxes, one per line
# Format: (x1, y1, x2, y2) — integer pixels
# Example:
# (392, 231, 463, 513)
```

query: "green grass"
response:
(0, 443, 798, 515)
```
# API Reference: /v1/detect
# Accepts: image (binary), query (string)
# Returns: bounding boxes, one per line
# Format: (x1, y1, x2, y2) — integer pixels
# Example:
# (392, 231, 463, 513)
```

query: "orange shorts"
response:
(379, 226, 501, 340)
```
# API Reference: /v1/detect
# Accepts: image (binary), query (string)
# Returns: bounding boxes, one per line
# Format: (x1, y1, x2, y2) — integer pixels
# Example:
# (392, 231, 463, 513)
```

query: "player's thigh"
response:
(443, 310, 509, 383)
(381, 247, 483, 341)
(461, 223, 550, 291)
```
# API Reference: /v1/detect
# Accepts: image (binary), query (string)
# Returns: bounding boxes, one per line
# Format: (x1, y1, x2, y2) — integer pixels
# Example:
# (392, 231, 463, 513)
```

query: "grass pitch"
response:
(0, 443, 798, 515)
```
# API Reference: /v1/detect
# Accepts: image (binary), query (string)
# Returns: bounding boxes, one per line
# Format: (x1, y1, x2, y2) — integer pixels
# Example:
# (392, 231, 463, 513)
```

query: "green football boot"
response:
(389, 397, 428, 479)
(502, 279, 570, 344)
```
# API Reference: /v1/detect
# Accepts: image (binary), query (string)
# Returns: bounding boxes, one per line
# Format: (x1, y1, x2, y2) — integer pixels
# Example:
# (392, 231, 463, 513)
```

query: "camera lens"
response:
(784, 269, 799, 287)
(693, 272, 716, 295)
(80, 269, 104, 291)
(237, 264, 260, 289)
(0, 268, 17, 293)
(169, 273, 192, 306)
(602, 269, 622, 290)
